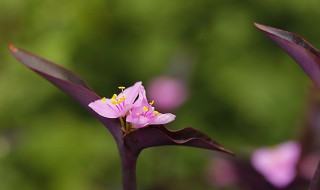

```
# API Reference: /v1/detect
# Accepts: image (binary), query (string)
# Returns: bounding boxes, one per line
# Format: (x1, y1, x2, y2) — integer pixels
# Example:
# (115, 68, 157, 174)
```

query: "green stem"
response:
(119, 116, 125, 132)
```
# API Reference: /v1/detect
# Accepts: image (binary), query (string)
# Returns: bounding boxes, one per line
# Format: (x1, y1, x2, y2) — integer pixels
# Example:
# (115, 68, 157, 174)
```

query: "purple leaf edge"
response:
(8, 45, 121, 138)
(124, 125, 235, 156)
(309, 159, 320, 190)
(254, 23, 320, 89)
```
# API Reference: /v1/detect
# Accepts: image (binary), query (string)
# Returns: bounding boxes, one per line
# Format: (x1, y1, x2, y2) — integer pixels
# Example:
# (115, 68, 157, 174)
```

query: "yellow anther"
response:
(154, 111, 159, 116)
(119, 96, 126, 101)
(111, 100, 118, 104)
(118, 86, 125, 90)
(111, 94, 117, 100)
(101, 97, 107, 102)
(143, 106, 149, 112)
(111, 94, 118, 104)
(149, 100, 154, 105)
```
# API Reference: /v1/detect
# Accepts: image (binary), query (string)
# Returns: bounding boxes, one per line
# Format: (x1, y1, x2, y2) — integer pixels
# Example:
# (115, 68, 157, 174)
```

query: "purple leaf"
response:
(254, 23, 320, 89)
(309, 160, 320, 190)
(124, 125, 234, 156)
(8, 45, 121, 137)
(9, 45, 234, 190)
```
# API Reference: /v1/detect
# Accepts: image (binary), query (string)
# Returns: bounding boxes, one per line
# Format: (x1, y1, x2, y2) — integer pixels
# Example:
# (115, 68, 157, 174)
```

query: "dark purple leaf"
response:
(124, 125, 234, 156)
(9, 45, 121, 138)
(254, 23, 320, 89)
(309, 160, 320, 190)
(10, 45, 235, 190)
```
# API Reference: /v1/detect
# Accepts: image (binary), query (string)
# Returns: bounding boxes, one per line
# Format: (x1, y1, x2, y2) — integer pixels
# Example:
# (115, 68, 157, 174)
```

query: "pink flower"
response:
(207, 157, 238, 187)
(126, 92, 176, 128)
(89, 81, 176, 130)
(88, 82, 143, 118)
(251, 141, 301, 188)
(147, 77, 188, 111)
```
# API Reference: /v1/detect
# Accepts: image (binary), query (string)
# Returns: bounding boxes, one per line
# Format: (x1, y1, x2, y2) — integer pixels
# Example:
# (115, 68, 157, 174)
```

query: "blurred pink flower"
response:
(251, 141, 301, 188)
(147, 77, 188, 111)
(207, 157, 238, 187)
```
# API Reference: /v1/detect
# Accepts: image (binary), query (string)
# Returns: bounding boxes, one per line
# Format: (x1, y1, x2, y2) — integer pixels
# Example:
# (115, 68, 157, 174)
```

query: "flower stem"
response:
(118, 143, 139, 190)
(119, 116, 126, 132)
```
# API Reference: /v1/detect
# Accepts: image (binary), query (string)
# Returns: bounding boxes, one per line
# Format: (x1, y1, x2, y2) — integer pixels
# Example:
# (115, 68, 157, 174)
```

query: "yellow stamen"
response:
(111, 94, 117, 100)
(111, 100, 118, 104)
(149, 100, 154, 105)
(154, 111, 159, 116)
(101, 97, 107, 102)
(111, 95, 125, 105)
(118, 86, 125, 90)
(143, 106, 148, 112)
(110, 94, 118, 104)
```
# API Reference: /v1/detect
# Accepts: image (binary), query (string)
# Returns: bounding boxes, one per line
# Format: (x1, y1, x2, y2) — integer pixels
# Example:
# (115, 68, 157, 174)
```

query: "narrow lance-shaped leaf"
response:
(124, 125, 234, 156)
(8, 45, 121, 138)
(10, 45, 235, 190)
(254, 23, 320, 89)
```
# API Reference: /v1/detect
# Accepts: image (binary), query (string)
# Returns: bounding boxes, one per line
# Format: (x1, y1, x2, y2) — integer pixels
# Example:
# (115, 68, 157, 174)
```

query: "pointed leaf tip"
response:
(254, 23, 269, 30)
(8, 44, 18, 53)
(124, 125, 235, 156)
(9, 46, 122, 138)
(253, 22, 262, 28)
(254, 23, 276, 35)
(255, 23, 320, 89)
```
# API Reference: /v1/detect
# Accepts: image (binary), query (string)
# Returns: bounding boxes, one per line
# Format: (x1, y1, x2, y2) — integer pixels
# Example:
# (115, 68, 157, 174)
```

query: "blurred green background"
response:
(1, 0, 320, 189)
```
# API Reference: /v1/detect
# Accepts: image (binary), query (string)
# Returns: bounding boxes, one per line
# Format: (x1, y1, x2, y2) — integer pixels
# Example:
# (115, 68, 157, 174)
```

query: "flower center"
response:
(143, 106, 148, 112)
(134, 101, 160, 117)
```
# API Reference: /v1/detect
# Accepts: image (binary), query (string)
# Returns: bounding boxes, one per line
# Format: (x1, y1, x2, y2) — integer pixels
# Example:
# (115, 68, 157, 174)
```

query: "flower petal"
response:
(88, 99, 119, 118)
(150, 113, 176, 125)
(255, 23, 320, 89)
(251, 141, 301, 188)
(126, 115, 149, 128)
(124, 125, 234, 156)
(121, 82, 143, 104)
(134, 86, 147, 106)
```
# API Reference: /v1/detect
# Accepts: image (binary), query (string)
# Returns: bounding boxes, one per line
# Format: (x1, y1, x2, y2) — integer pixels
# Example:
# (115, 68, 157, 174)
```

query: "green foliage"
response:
(0, 0, 319, 189)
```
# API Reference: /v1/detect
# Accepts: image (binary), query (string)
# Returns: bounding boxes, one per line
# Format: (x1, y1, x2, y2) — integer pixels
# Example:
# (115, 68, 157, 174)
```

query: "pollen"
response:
(143, 106, 149, 112)
(111, 94, 117, 100)
(111, 100, 118, 104)
(154, 111, 159, 116)
(118, 86, 125, 90)
(101, 97, 107, 102)
(111, 94, 118, 104)
(119, 96, 126, 101)
(149, 100, 154, 105)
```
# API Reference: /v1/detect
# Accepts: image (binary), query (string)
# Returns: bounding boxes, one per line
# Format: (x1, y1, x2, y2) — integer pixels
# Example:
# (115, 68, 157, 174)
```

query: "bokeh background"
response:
(1, 0, 320, 189)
